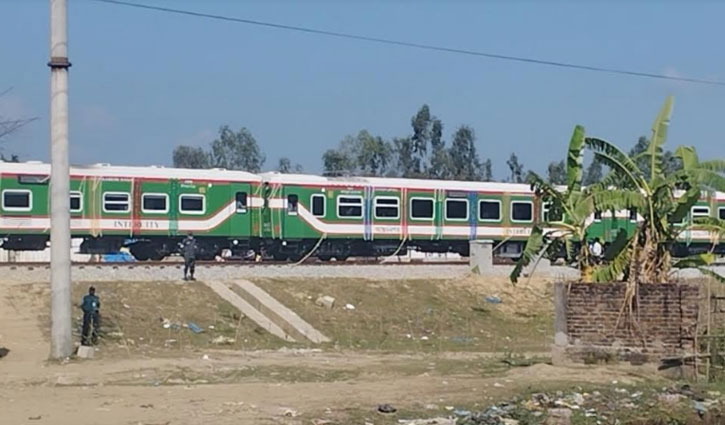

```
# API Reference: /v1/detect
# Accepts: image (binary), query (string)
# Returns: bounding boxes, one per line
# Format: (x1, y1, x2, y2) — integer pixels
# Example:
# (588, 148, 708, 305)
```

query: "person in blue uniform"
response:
(80, 286, 100, 346)
(181, 232, 198, 280)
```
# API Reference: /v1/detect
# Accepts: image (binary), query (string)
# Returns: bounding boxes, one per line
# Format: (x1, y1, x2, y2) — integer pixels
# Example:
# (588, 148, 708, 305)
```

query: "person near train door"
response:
(80, 286, 100, 346)
(181, 232, 198, 281)
(590, 237, 603, 264)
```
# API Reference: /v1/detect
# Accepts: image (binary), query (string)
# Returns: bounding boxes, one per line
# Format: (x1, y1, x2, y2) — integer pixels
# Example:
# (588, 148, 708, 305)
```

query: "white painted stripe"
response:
(0, 201, 237, 233)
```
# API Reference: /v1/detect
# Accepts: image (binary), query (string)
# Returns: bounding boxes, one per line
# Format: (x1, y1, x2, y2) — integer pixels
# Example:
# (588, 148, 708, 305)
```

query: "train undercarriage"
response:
(0, 234, 722, 262)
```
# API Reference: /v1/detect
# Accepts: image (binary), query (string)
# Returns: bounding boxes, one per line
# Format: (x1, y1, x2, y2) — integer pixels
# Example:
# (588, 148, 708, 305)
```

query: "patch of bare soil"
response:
(0, 278, 654, 425)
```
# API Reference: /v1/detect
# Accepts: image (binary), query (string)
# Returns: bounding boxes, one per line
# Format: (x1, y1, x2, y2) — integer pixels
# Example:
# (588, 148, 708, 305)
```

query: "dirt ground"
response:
(0, 276, 671, 425)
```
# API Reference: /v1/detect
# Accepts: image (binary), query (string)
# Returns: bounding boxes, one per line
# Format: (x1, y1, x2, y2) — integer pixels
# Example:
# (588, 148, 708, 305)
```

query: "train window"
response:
(70, 191, 82, 213)
(374, 197, 399, 219)
(479, 200, 501, 221)
(511, 201, 533, 222)
(541, 202, 563, 222)
(691, 206, 710, 218)
(235, 192, 247, 213)
(103, 192, 130, 213)
(141, 193, 168, 213)
(337, 196, 363, 218)
(720, 207, 725, 220)
(287, 194, 299, 215)
(445, 199, 468, 221)
(311, 194, 325, 217)
(594, 210, 602, 221)
(410, 198, 434, 220)
(629, 208, 638, 221)
(179, 194, 205, 215)
(2, 189, 32, 211)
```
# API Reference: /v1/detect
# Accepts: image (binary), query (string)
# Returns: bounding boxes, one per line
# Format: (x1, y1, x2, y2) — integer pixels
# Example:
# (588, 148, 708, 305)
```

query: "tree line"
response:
(171, 104, 684, 182)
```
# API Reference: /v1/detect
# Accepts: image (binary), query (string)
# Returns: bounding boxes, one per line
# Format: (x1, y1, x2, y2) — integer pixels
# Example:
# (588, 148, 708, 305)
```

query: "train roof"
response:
(0, 161, 261, 182)
(259, 171, 537, 193)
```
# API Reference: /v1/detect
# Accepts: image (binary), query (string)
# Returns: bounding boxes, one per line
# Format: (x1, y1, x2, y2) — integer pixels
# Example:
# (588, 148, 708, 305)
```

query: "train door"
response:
(229, 181, 253, 241)
(281, 185, 303, 240)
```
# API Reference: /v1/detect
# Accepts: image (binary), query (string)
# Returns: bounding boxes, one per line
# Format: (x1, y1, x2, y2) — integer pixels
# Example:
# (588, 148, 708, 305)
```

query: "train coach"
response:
(0, 161, 263, 260)
(258, 172, 546, 260)
(0, 160, 723, 261)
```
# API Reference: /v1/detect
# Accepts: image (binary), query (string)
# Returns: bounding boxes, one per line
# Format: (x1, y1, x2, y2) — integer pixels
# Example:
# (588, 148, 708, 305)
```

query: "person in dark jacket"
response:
(80, 286, 100, 346)
(181, 232, 198, 280)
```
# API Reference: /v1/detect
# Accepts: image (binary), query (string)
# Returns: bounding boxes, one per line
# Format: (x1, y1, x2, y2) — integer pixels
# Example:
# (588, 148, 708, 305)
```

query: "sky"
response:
(1, 0, 724, 180)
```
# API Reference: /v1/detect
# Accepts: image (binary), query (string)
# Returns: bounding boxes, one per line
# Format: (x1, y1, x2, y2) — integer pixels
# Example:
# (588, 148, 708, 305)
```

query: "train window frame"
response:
(541, 201, 564, 223)
(102, 192, 130, 214)
(287, 194, 299, 215)
(445, 198, 469, 221)
(141, 193, 169, 214)
(310, 194, 326, 217)
(478, 199, 501, 222)
(410, 197, 434, 221)
(374, 196, 400, 220)
(510, 200, 534, 223)
(691, 206, 710, 219)
(720, 207, 725, 220)
(235, 192, 248, 214)
(337, 195, 363, 219)
(70, 191, 83, 213)
(178, 194, 206, 215)
(2, 189, 32, 212)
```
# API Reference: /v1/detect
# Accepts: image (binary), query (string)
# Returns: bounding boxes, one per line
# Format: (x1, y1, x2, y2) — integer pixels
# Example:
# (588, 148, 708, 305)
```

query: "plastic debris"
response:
(187, 322, 204, 333)
(344, 303, 356, 310)
(377, 403, 397, 414)
(694, 401, 707, 418)
(421, 336, 430, 341)
(398, 419, 456, 425)
(315, 295, 335, 309)
(485, 295, 502, 304)
(211, 336, 236, 345)
(453, 409, 471, 416)
(282, 408, 298, 417)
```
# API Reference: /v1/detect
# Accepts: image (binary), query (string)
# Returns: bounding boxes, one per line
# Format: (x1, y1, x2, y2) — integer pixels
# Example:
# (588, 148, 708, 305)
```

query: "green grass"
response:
(253, 277, 553, 353)
(35, 280, 291, 356)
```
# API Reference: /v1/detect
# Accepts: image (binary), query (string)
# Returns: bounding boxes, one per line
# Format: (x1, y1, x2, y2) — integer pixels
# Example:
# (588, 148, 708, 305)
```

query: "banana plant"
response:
(510, 125, 602, 284)
(585, 96, 725, 283)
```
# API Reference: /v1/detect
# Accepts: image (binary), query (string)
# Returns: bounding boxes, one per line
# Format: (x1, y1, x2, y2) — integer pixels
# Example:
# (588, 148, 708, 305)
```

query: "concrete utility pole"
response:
(49, 0, 73, 359)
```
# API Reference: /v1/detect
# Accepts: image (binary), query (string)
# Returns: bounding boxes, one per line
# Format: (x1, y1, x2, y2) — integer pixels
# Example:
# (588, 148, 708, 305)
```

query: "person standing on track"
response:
(181, 232, 198, 281)
(80, 286, 100, 346)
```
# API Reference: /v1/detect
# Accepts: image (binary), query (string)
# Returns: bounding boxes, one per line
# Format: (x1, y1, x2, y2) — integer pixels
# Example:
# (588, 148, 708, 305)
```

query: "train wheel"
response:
(318, 254, 333, 261)
(272, 252, 288, 261)
(129, 244, 151, 261)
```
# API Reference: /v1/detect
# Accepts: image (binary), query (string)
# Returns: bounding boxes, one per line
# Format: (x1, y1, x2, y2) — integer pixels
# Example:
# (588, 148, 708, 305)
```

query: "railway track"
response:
(0, 258, 469, 268)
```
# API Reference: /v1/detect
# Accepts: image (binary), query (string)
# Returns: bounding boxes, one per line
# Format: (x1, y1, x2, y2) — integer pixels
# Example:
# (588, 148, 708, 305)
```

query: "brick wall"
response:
(555, 282, 699, 363)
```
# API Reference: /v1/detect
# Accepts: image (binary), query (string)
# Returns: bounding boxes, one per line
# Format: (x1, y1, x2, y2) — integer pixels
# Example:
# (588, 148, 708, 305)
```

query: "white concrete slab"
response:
(203, 280, 295, 342)
(232, 280, 330, 344)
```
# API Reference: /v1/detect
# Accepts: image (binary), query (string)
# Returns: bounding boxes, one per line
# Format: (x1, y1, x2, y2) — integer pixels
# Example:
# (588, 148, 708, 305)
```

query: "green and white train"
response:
(0, 161, 723, 261)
